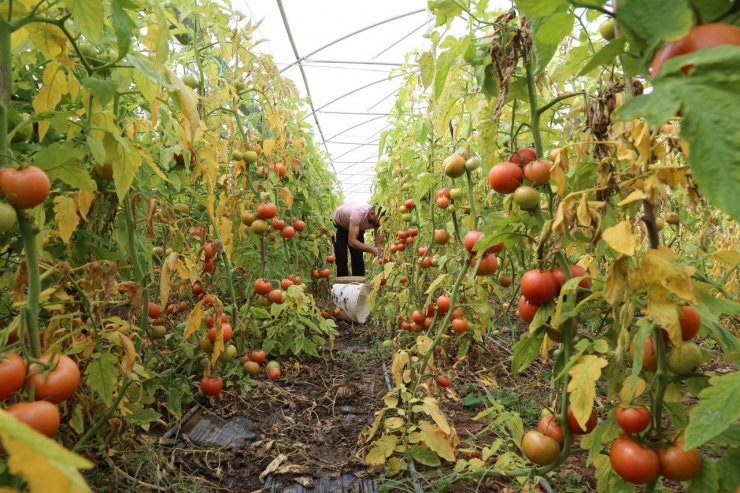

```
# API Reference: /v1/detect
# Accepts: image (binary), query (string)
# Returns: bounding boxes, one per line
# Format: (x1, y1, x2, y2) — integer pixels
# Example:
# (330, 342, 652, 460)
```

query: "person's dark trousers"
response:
(334, 223, 366, 277)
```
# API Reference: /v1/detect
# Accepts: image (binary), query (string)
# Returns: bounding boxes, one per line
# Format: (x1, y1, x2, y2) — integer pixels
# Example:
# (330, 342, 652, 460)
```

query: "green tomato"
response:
(149, 325, 167, 340)
(182, 74, 199, 89)
(465, 156, 481, 171)
(667, 342, 704, 374)
(219, 344, 238, 363)
(513, 186, 540, 210)
(599, 19, 615, 40)
(401, 213, 412, 222)
(232, 150, 244, 161)
(243, 150, 259, 164)
(266, 360, 280, 370)
(0, 202, 18, 233)
(450, 188, 464, 200)
(381, 339, 394, 349)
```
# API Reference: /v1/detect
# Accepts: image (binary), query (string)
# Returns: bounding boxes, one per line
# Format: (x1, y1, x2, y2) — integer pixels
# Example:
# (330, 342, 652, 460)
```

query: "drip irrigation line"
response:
(276, 0, 337, 175)
(278, 8, 427, 73)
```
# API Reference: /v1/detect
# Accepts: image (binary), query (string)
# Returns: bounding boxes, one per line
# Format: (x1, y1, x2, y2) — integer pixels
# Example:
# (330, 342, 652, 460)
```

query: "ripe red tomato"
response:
(293, 219, 305, 231)
(521, 269, 559, 304)
(148, 302, 161, 319)
(7, 401, 61, 437)
(0, 166, 51, 209)
(451, 318, 468, 333)
(400, 321, 411, 331)
(203, 257, 216, 273)
(435, 196, 449, 208)
(267, 289, 285, 304)
(510, 148, 537, 165)
(423, 316, 433, 329)
(473, 253, 499, 276)
(271, 218, 285, 230)
(0, 353, 27, 401)
(220, 313, 228, 324)
(651, 23, 740, 76)
(522, 430, 560, 466)
(397, 230, 409, 240)
(421, 257, 433, 269)
(630, 337, 658, 372)
(200, 376, 223, 396)
(192, 226, 206, 240)
(192, 283, 203, 296)
(326, 255, 335, 264)
(433, 229, 450, 244)
(552, 264, 590, 290)
(204, 242, 214, 258)
(408, 227, 419, 237)
(518, 296, 539, 323)
(256, 202, 278, 219)
(498, 274, 512, 287)
(678, 306, 701, 340)
(207, 323, 233, 343)
(251, 350, 267, 364)
(436, 295, 451, 314)
(253, 278, 272, 296)
(204, 314, 215, 328)
(567, 406, 597, 434)
(616, 405, 650, 434)
(417, 246, 428, 257)
(404, 199, 415, 210)
(280, 278, 293, 290)
(523, 159, 551, 184)
(538, 414, 565, 447)
(610, 435, 660, 485)
(435, 375, 451, 388)
(27, 354, 81, 403)
(489, 162, 523, 194)
(266, 367, 281, 380)
(659, 436, 701, 481)
(411, 310, 425, 324)
(281, 226, 295, 238)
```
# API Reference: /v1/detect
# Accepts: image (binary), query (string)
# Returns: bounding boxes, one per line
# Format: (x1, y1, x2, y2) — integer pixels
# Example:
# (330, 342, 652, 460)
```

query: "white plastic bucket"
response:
(331, 282, 371, 324)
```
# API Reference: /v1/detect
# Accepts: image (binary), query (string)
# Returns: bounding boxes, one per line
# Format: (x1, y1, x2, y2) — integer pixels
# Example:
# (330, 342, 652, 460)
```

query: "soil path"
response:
(169, 322, 384, 492)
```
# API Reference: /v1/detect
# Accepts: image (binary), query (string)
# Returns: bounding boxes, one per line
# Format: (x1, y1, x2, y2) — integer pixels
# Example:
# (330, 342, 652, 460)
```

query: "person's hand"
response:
(375, 246, 384, 257)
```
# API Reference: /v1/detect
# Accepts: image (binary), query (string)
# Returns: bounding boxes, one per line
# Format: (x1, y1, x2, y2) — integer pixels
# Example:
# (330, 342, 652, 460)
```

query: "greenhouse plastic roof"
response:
(237, 0, 433, 203)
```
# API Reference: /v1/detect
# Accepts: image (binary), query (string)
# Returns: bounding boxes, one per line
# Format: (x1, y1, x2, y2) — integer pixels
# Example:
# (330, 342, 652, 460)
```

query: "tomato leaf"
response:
(365, 434, 397, 465)
(684, 371, 740, 449)
(515, 0, 567, 17)
(529, 11, 574, 73)
(53, 196, 80, 244)
(418, 421, 456, 462)
(578, 39, 626, 77)
(567, 355, 608, 430)
(85, 353, 119, 405)
(511, 327, 545, 374)
(35, 142, 96, 192)
(716, 447, 740, 493)
(618, 0, 694, 44)
(688, 458, 719, 493)
(408, 444, 441, 467)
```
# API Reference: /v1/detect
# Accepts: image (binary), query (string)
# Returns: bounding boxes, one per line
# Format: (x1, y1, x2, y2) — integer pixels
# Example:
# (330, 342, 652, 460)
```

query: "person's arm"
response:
(348, 221, 379, 256)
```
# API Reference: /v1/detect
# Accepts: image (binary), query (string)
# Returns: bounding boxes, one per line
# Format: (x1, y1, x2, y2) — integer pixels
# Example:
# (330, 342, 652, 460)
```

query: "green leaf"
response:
(594, 454, 636, 493)
(81, 78, 118, 106)
(515, 0, 568, 17)
(419, 51, 434, 89)
(717, 447, 740, 493)
(123, 404, 161, 428)
(684, 371, 740, 449)
(434, 42, 461, 100)
(618, 0, 694, 43)
(111, 0, 133, 57)
(366, 434, 397, 465)
(688, 458, 719, 493)
(578, 39, 626, 76)
(62, 0, 104, 42)
(34, 142, 97, 191)
(428, 0, 464, 26)
(511, 327, 544, 374)
(529, 11, 574, 73)
(583, 414, 620, 466)
(689, 0, 735, 23)
(84, 353, 119, 405)
(408, 444, 441, 466)
(482, 63, 498, 99)
(712, 424, 740, 447)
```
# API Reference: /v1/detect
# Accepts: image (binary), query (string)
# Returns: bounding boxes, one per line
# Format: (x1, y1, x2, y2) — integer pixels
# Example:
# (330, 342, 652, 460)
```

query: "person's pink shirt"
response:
(332, 202, 374, 230)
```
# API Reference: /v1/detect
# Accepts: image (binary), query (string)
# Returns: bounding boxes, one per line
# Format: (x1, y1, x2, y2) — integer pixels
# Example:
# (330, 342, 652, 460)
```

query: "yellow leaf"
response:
(644, 295, 682, 347)
(709, 249, 740, 267)
(416, 335, 435, 373)
(32, 62, 69, 140)
(567, 355, 608, 431)
(602, 221, 636, 256)
(165, 68, 200, 145)
(418, 421, 456, 462)
(117, 332, 137, 375)
(277, 187, 293, 208)
(635, 250, 695, 303)
(604, 256, 629, 306)
(365, 434, 397, 465)
(391, 351, 410, 387)
(184, 301, 204, 340)
(383, 393, 399, 409)
(24, 22, 67, 60)
(550, 149, 569, 197)
(216, 216, 234, 258)
(384, 417, 404, 431)
(619, 376, 646, 403)
(262, 138, 275, 156)
(159, 252, 178, 306)
(0, 411, 93, 493)
(73, 191, 95, 221)
(422, 397, 451, 435)
(617, 190, 647, 206)
(576, 194, 591, 227)
(53, 196, 80, 244)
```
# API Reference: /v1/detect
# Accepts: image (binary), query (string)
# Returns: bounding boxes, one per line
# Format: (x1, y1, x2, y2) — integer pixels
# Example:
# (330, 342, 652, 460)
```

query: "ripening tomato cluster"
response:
(241, 202, 303, 241)
(463, 230, 503, 276)
(241, 350, 281, 380)
(522, 406, 597, 466)
(398, 296, 469, 335)
(488, 148, 552, 211)
(0, 351, 81, 438)
(516, 265, 590, 329)
(0, 166, 52, 233)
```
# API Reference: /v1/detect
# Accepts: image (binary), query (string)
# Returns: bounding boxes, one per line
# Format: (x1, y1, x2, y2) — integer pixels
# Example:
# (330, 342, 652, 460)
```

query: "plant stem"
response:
(17, 213, 42, 359)
(73, 376, 133, 451)
(124, 195, 149, 332)
(207, 213, 239, 327)
(651, 327, 668, 437)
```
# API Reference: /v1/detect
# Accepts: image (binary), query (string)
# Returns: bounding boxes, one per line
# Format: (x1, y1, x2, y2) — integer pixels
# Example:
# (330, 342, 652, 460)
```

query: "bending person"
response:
(331, 201, 384, 277)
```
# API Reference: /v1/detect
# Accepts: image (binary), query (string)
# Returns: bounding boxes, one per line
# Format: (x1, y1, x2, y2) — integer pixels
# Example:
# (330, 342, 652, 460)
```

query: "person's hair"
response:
(375, 206, 385, 220)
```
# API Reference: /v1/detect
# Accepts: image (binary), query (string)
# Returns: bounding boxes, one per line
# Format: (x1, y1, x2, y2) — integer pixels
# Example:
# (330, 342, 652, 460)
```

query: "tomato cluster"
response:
(1, 351, 80, 438)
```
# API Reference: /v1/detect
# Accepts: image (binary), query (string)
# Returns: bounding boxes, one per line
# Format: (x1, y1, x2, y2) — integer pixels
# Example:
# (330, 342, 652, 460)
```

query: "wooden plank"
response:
(334, 276, 365, 284)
